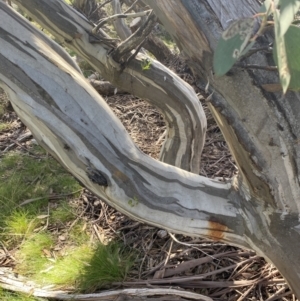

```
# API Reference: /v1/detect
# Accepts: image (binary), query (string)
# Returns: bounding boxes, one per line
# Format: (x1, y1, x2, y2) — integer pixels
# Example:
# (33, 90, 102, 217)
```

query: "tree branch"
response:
(110, 0, 132, 40)
(0, 3, 249, 249)
(0, 267, 212, 300)
(12, 0, 206, 174)
(111, 10, 157, 63)
(92, 8, 151, 35)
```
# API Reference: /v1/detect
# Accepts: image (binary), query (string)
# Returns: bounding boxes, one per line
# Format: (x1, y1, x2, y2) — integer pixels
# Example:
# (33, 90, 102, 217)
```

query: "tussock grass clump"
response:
(14, 241, 134, 291)
(78, 242, 135, 292)
(15, 233, 54, 276)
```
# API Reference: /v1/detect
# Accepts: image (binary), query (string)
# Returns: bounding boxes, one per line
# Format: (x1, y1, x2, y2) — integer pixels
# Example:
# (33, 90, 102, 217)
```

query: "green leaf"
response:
(274, 25, 300, 90)
(213, 18, 255, 76)
(279, 0, 300, 36)
(273, 8, 291, 93)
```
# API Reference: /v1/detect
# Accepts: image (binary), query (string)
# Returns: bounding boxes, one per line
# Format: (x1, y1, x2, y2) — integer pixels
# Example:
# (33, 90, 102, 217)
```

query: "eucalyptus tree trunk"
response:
(10, 0, 206, 174)
(1, 0, 300, 298)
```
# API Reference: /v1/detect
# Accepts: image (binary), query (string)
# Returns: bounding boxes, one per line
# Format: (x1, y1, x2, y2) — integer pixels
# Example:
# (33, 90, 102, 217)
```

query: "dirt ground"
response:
(0, 56, 297, 300)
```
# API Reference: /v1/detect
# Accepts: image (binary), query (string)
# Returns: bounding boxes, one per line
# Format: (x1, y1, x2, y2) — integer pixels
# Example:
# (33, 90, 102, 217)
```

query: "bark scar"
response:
(207, 220, 228, 240)
(85, 158, 108, 187)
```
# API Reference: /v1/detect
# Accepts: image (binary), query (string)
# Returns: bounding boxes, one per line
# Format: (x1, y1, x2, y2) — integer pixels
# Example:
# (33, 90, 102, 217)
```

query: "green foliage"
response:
(213, 0, 300, 93)
(14, 240, 134, 291)
(40, 245, 93, 286)
(141, 58, 152, 71)
(128, 196, 139, 207)
(272, 0, 300, 92)
(274, 25, 300, 90)
(0, 107, 135, 293)
(278, 0, 300, 35)
(0, 123, 10, 131)
(4, 209, 40, 240)
(68, 222, 90, 245)
(213, 18, 255, 76)
(273, 7, 291, 93)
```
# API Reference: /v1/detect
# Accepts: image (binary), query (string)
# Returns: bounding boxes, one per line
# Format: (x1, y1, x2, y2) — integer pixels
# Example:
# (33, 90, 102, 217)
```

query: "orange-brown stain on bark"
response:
(207, 221, 228, 241)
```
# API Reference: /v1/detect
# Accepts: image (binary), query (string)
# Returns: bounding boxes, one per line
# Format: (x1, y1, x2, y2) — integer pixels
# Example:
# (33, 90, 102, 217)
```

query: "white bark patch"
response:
(129, 163, 237, 217)
(165, 103, 187, 166)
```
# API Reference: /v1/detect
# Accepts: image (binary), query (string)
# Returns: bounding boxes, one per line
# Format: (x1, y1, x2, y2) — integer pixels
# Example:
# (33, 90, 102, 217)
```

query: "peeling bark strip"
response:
(12, 0, 207, 174)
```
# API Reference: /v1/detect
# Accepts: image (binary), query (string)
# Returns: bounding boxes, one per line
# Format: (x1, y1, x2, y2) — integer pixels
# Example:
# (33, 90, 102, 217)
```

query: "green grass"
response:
(0, 123, 10, 131)
(14, 241, 134, 292)
(0, 102, 136, 295)
(78, 242, 135, 292)
(39, 244, 93, 287)
(69, 222, 90, 245)
(15, 233, 54, 276)
(4, 208, 40, 240)
(50, 201, 75, 225)
(0, 287, 46, 301)
(0, 148, 81, 242)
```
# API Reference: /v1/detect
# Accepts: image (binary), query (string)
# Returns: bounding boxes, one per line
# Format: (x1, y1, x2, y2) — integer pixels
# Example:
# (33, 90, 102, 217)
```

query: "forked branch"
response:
(12, 0, 206, 174)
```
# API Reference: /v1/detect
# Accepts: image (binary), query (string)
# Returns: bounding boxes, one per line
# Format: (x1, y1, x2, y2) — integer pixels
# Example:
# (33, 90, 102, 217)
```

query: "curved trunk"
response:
(0, 1, 248, 249)
(145, 0, 300, 296)
(2, 0, 300, 297)
(13, 0, 206, 173)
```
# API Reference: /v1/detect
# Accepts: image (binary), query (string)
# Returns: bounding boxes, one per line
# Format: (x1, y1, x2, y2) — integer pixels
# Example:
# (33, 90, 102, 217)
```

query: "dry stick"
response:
(163, 251, 251, 278)
(0, 241, 15, 262)
(164, 239, 173, 266)
(124, 38, 145, 65)
(265, 285, 289, 301)
(0, 271, 213, 301)
(168, 232, 215, 258)
(117, 256, 262, 286)
(111, 10, 157, 62)
(236, 63, 278, 72)
(98, 0, 112, 10)
(92, 10, 151, 34)
(2, 131, 32, 153)
(68, 198, 90, 231)
(123, 0, 140, 13)
(236, 284, 255, 301)
(92, 224, 103, 243)
(19, 189, 84, 206)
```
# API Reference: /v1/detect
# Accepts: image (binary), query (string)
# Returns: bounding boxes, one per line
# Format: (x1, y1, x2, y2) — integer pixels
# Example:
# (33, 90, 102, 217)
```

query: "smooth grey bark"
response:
(0, 1, 248, 249)
(144, 0, 300, 296)
(111, 0, 132, 40)
(12, 0, 206, 174)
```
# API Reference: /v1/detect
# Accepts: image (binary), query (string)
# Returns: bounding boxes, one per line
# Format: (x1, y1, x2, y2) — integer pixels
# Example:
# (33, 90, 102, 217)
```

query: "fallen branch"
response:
(0, 268, 212, 301)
